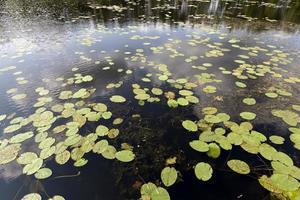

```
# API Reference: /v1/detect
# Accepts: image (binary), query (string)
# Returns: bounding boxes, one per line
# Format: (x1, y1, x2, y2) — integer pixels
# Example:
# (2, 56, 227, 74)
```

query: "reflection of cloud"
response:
(0, 162, 22, 182)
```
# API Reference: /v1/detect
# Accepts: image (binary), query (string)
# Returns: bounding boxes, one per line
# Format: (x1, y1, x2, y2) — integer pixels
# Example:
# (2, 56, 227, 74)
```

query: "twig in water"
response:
(52, 171, 81, 180)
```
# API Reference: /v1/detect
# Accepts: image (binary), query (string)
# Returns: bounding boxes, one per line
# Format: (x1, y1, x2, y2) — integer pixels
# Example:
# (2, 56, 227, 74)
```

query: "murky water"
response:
(1, 1, 300, 200)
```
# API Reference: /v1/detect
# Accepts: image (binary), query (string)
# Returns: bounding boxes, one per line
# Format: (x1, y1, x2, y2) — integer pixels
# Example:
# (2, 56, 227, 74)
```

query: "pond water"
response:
(1, 0, 300, 200)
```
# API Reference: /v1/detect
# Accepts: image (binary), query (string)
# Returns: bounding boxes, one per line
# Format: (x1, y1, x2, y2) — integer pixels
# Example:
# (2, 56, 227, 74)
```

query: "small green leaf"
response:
(161, 167, 177, 187)
(194, 162, 213, 181)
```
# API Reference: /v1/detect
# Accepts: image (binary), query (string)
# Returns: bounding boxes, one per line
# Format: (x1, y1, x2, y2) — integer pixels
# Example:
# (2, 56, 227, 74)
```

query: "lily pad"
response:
(21, 193, 42, 200)
(110, 95, 126, 103)
(240, 112, 256, 120)
(115, 150, 135, 162)
(194, 162, 213, 181)
(150, 187, 170, 200)
(189, 140, 209, 152)
(34, 168, 52, 179)
(242, 98, 256, 105)
(161, 167, 177, 187)
(269, 135, 285, 145)
(227, 159, 250, 174)
(23, 158, 43, 175)
(0, 144, 21, 165)
(182, 120, 198, 132)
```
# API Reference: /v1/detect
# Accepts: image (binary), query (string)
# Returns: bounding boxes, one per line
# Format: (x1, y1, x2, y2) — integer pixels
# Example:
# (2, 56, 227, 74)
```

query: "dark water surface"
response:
(1, 1, 300, 200)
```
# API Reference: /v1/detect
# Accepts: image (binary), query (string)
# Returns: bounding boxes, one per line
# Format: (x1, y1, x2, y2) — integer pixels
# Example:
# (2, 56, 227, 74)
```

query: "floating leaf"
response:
(227, 159, 250, 174)
(269, 135, 285, 145)
(17, 152, 38, 165)
(182, 120, 198, 132)
(151, 88, 163, 95)
(135, 93, 150, 100)
(0, 144, 21, 165)
(270, 174, 300, 192)
(74, 158, 88, 167)
(110, 95, 126, 103)
(102, 145, 116, 159)
(189, 140, 209, 152)
(115, 150, 135, 162)
(21, 193, 42, 200)
(167, 99, 178, 108)
(93, 140, 109, 154)
(161, 167, 177, 187)
(240, 112, 256, 120)
(141, 182, 157, 197)
(23, 158, 43, 175)
(265, 92, 278, 98)
(195, 162, 213, 181)
(55, 150, 70, 165)
(235, 81, 247, 88)
(292, 105, 300, 112)
(179, 89, 193, 96)
(150, 187, 170, 200)
(96, 125, 109, 136)
(207, 143, 221, 158)
(242, 98, 256, 105)
(9, 131, 34, 143)
(72, 88, 87, 98)
(34, 168, 52, 179)
(203, 85, 216, 93)
(12, 93, 27, 100)
(49, 195, 65, 200)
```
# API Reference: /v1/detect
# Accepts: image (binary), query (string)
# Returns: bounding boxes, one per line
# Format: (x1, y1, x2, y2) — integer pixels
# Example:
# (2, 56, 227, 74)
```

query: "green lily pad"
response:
(74, 158, 88, 167)
(101, 145, 116, 160)
(0, 143, 21, 165)
(93, 140, 109, 154)
(177, 98, 189, 106)
(151, 88, 163, 95)
(240, 112, 256, 120)
(21, 193, 42, 200)
(17, 152, 38, 165)
(207, 143, 221, 158)
(115, 150, 135, 162)
(203, 85, 217, 93)
(189, 140, 209, 152)
(141, 182, 157, 196)
(270, 174, 300, 192)
(34, 168, 52, 179)
(273, 152, 293, 167)
(161, 167, 177, 187)
(23, 158, 43, 175)
(96, 125, 109, 136)
(179, 89, 193, 96)
(12, 93, 27, 100)
(265, 92, 278, 98)
(110, 95, 126, 103)
(235, 81, 247, 88)
(9, 131, 34, 143)
(182, 120, 198, 132)
(150, 187, 170, 200)
(269, 135, 285, 145)
(135, 93, 150, 101)
(242, 98, 256, 105)
(55, 150, 70, 165)
(167, 99, 178, 108)
(93, 103, 107, 112)
(72, 88, 87, 98)
(185, 95, 199, 104)
(227, 159, 250, 174)
(49, 195, 65, 200)
(194, 162, 213, 181)
(292, 105, 300, 112)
